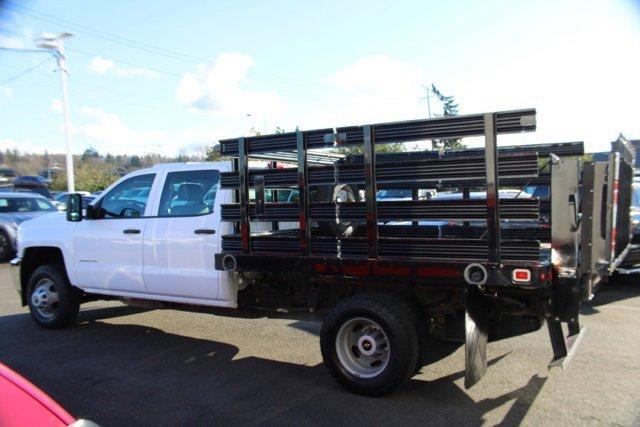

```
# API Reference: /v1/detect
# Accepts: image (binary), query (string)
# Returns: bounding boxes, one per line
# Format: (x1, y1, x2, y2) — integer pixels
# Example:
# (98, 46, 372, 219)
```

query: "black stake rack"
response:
(215, 108, 567, 283)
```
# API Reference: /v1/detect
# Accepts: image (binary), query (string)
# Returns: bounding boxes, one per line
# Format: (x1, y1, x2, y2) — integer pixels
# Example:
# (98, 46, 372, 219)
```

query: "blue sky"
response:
(1, 0, 639, 156)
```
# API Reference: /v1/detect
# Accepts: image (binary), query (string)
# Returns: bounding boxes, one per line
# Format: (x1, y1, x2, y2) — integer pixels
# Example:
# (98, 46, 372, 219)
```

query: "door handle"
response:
(123, 229, 141, 234)
(194, 229, 215, 235)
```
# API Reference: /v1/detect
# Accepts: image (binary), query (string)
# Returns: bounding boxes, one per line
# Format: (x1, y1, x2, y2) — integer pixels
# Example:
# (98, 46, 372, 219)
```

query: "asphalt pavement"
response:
(1, 264, 639, 426)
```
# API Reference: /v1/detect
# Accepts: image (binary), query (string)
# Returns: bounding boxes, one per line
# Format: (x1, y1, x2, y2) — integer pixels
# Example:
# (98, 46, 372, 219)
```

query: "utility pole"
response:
(421, 84, 433, 119)
(36, 33, 75, 192)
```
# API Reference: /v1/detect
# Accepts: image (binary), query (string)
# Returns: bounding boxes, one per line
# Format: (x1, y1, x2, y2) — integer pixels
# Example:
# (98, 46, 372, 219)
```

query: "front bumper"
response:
(9, 257, 21, 294)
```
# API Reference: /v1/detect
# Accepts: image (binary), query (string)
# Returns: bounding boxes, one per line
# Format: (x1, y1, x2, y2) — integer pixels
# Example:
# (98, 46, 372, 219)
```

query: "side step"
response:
(547, 319, 586, 369)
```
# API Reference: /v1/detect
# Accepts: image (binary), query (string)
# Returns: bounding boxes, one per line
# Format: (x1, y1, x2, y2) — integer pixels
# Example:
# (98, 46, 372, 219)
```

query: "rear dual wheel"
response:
(320, 294, 425, 396)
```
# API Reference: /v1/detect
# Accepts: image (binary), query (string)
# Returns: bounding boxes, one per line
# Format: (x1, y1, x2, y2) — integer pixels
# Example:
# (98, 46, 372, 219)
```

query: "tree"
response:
(203, 145, 221, 161)
(51, 162, 119, 193)
(129, 155, 141, 168)
(81, 147, 100, 161)
(176, 149, 189, 163)
(337, 142, 404, 156)
(430, 84, 465, 150)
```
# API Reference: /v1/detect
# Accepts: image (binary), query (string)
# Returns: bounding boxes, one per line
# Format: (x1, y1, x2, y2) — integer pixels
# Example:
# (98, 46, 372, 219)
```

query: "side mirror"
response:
(66, 193, 83, 222)
(85, 204, 98, 220)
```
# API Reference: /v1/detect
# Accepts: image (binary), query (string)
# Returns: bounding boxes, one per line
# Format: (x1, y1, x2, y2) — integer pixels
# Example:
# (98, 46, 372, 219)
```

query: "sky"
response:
(0, 0, 639, 157)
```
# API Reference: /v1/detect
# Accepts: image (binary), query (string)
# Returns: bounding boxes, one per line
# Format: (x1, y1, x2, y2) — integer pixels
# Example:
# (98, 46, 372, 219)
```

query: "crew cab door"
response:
(73, 173, 157, 293)
(142, 168, 223, 301)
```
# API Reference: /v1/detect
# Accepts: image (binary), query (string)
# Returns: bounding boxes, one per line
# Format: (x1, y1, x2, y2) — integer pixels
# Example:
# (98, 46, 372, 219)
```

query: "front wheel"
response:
(0, 230, 12, 261)
(27, 264, 80, 329)
(320, 294, 419, 396)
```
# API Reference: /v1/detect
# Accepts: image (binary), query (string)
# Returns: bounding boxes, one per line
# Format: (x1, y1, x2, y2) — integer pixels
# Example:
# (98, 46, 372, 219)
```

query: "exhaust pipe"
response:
(222, 254, 237, 272)
(464, 263, 488, 286)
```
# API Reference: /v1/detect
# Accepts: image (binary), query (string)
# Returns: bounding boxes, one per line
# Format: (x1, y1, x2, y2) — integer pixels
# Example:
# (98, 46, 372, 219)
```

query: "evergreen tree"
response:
(129, 155, 141, 168)
(430, 84, 465, 150)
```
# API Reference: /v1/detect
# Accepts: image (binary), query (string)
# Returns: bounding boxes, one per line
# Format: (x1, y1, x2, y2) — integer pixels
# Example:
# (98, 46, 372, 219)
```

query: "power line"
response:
(1, 29, 186, 78)
(0, 46, 47, 53)
(0, 56, 52, 86)
(67, 46, 183, 78)
(2, 1, 203, 64)
(1, 1, 319, 88)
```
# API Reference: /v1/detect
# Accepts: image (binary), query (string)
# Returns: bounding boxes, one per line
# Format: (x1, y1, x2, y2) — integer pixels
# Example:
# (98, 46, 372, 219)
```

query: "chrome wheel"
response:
(31, 278, 59, 319)
(335, 317, 390, 378)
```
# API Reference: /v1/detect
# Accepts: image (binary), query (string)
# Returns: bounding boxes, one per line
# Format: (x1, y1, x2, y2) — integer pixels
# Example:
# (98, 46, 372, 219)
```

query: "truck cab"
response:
(13, 162, 238, 315)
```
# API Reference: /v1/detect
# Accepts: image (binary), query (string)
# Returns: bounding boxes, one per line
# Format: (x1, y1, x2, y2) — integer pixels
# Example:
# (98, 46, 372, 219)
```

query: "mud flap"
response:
(464, 286, 490, 388)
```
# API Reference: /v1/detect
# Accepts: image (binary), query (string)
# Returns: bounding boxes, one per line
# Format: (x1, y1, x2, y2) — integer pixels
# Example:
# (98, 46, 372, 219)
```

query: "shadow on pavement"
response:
(580, 279, 640, 316)
(0, 307, 546, 426)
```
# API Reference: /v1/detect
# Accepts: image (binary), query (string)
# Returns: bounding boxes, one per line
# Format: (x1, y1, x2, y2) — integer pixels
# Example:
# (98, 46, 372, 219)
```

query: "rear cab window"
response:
(157, 170, 220, 217)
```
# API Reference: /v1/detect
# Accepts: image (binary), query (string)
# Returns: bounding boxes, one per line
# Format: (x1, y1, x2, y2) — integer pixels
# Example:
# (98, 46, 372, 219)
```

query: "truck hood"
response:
(17, 211, 65, 229)
(1, 211, 58, 223)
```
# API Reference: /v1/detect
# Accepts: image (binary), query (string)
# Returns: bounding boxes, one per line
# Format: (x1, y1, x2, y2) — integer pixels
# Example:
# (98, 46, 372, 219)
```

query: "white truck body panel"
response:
(18, 161, 239, 308)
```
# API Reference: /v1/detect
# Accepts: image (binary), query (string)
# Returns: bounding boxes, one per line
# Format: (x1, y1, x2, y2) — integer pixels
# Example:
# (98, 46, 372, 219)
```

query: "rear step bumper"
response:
(548, 320, 586, 369)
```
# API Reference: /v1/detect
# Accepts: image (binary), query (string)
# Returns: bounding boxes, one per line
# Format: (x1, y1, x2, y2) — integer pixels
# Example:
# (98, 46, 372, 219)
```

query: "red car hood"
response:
(0, 363, 75, 427)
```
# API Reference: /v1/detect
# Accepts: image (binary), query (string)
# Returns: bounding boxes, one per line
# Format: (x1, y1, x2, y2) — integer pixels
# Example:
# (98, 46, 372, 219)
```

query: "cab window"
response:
(99, 174, 155, 218)
(158, 170, 220, 217)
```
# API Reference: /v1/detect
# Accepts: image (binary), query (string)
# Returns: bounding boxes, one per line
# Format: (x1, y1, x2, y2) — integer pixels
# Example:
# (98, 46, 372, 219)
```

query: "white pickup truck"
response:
(12, 162, 242, 322)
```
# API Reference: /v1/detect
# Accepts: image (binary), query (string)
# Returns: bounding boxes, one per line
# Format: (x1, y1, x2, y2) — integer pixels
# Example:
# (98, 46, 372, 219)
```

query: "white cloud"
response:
(88, 57, 115, 74)
(176, 52, 287, 120)
(326, 54, 423, 96)
(298, 55, 428, 129)
(0, 138, 46, 154)
(88, 56, 159, 78)
(72, 107, 165, 154)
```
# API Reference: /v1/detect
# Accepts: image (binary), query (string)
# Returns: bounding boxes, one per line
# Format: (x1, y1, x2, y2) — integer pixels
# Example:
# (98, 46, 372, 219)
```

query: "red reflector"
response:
(512, 269, 531, 283)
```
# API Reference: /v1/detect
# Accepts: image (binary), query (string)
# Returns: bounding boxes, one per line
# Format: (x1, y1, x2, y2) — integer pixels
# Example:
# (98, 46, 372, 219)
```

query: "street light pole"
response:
(36, 33, 75, 192)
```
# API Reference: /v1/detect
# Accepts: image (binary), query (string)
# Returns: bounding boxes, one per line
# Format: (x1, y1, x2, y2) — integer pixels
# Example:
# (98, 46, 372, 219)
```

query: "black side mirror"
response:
(66, 193, 83, 222)
(85, 204, 98, 220)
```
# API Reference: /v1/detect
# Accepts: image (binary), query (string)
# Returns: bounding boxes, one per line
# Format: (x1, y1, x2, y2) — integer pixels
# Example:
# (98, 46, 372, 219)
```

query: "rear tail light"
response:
(512, 268, 531, 283)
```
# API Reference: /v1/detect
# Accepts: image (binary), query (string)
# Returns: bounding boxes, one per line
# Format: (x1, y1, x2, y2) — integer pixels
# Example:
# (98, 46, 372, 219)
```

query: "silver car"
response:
(0, 193, 58, 260)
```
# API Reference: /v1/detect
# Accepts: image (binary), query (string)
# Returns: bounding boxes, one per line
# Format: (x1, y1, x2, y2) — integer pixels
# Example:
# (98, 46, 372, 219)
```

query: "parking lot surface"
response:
(1, 264, 639, 426)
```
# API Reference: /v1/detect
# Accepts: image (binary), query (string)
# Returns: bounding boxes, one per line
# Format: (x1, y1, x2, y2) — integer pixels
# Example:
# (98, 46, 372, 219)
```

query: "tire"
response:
(399, 298, 430, 374)
(27, 264, 80, 329)
(320, 293, 419, 396)
(0, 230, 12, 261)
(314, 184, 360, 237)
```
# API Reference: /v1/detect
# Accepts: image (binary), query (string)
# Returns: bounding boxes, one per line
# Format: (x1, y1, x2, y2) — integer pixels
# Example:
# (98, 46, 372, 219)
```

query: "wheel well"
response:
(20, 247, 66, 306)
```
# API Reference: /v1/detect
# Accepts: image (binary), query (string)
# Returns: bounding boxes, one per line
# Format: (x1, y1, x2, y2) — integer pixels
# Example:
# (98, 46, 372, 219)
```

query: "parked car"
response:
(53, 192, 92, 210)
(631, 183, 640, 244)
(13, 176, 54, 199)
(0, 167, 16, 183)
(0, 362, 95, 426)
(0, 193, 58, 260)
